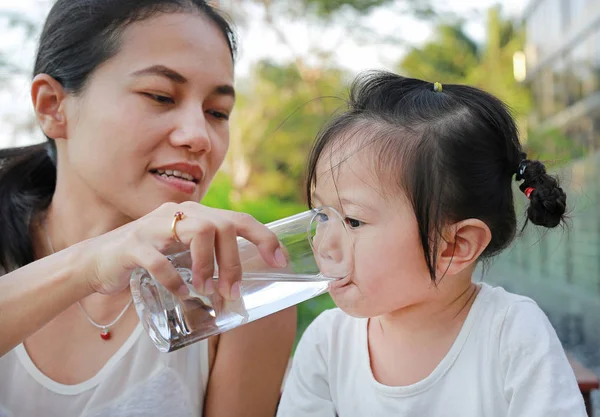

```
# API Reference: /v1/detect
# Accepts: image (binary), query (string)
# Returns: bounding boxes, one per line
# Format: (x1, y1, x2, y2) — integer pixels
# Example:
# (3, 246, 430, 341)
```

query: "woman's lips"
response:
(151, 172, 198, 195)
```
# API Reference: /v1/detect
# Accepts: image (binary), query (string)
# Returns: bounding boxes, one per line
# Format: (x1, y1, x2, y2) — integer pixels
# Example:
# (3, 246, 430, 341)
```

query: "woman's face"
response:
(55, 12, 234, 219)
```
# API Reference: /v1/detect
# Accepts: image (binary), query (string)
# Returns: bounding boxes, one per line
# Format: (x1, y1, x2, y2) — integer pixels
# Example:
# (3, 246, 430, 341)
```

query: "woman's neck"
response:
(42, 172, 135, 252)
(32, 174, 139, 314)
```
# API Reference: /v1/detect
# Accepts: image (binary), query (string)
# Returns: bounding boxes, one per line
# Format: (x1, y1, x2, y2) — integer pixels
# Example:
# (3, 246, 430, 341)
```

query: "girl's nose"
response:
(311, 208, 354, 279)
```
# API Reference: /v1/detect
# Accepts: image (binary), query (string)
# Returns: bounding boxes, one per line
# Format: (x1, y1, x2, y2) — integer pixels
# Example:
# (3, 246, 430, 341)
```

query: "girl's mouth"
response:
(329, 275, 352, 291)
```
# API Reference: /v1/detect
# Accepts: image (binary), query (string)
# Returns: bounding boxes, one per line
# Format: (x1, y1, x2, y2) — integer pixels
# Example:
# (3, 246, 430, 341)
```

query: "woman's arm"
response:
(0, 245, 93, 356)
(0, 201, 284, 357)
(204, 307, 297, 417)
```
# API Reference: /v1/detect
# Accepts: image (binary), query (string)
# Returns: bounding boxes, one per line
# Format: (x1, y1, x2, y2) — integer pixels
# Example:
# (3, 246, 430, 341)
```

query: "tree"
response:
(0, 10, 44, 147)
(467, 7, 531, 121)
(399, 22, 479, 83)
(399, 6, 532, 128)
(224, 60, 349, 203)
(0, 10, 38, 81)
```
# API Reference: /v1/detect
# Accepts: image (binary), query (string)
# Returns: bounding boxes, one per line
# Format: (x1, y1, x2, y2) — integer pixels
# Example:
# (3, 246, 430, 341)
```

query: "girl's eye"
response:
(207, 110, 230, 120)
(315, 212, 329, 223)
(143, 93, 174, 105)
(345, 217, 363, 229)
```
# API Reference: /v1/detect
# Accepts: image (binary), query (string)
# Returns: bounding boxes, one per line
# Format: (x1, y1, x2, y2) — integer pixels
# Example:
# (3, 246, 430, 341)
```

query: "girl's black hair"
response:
(0, 0, 236, 271)
(306, 71, 567, 281)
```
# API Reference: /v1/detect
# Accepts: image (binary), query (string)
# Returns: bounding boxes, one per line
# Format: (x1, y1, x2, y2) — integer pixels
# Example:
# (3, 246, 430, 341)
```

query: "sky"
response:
(0, 0, 527, 148)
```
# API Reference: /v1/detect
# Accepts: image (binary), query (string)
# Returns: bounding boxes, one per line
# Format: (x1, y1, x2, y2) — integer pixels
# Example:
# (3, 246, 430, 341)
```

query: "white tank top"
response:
(0, 323, 209, 417)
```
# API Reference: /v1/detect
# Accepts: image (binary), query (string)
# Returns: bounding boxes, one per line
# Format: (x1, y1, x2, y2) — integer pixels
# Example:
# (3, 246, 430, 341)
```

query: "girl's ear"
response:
(31, 74, 68, 140)
(436, 219, 491, 277)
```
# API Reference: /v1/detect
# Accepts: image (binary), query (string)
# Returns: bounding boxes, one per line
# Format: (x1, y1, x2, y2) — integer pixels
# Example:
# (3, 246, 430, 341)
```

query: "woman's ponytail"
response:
(0, 142, 56, 271)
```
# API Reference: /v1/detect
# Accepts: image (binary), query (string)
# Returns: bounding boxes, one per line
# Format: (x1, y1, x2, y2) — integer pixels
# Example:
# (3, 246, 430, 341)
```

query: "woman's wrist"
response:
(62, 241, 98, 300)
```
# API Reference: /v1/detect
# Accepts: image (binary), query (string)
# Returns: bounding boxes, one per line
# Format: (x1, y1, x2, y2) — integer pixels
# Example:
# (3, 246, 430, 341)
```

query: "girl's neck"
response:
(375, 277, 480, 345)
(367, 277, 481, 387)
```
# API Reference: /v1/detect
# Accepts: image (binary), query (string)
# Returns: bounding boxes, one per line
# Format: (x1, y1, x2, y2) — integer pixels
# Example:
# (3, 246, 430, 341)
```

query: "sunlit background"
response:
(1, 0, 600, 413)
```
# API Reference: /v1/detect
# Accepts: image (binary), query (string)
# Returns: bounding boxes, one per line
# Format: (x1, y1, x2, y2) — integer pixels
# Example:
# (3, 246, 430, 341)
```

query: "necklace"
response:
(43, 219, 133, 340)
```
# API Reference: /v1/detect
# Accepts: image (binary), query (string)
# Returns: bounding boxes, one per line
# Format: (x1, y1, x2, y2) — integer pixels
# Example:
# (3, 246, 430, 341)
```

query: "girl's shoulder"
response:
(477, 283, 561, 356)
(298, 308, 366, 353)
(478, 283, 542, 319)
(306, 308, 364, 335)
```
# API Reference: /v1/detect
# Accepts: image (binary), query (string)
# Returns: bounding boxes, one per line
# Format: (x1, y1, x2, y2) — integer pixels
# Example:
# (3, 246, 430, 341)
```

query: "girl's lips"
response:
(329, 275, 352, 291)
(152, 172, 198, 195)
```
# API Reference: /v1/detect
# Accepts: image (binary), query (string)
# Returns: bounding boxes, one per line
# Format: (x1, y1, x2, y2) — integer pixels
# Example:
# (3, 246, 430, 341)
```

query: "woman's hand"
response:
(79, 202, 285, 300)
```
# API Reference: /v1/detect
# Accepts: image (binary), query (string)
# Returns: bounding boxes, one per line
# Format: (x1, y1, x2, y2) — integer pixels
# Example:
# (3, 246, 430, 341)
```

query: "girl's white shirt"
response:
(278, 283, 587, 417)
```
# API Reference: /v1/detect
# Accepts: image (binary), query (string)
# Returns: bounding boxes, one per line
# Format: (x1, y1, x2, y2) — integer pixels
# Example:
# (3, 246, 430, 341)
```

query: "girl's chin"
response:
(329, 286, 381, 318)
(329, 282, 357, 307)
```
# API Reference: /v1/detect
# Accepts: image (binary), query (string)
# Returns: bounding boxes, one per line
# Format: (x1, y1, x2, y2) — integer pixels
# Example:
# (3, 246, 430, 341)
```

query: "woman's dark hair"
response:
(305, 71, 567, 281)
(0, 0, 236, 272)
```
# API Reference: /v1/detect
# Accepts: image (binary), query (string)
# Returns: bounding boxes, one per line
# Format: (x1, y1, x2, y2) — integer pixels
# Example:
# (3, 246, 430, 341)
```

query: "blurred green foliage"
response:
(526, 128, 588, 165)
(202, 173, 308, 223)
(228, 61, 349, 203)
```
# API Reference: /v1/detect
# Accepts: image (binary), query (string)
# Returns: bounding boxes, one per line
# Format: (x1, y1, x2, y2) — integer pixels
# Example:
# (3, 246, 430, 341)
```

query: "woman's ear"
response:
(31, 74, 68, 140)
(436, 219, 492, 277)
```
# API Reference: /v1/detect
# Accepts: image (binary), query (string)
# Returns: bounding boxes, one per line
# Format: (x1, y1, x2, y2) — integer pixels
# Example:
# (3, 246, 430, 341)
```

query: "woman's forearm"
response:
(204, 307, 297, 417)
(0, 246, 93, 356)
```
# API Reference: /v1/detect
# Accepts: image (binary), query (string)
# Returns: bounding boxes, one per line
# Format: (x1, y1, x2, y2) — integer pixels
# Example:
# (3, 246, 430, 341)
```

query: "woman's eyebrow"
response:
(131, 65, 187, 84)
(131, 65, 236, 99)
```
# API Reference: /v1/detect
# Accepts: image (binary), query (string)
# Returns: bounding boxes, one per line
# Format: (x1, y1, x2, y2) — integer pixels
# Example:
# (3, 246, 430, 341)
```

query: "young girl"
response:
(277, 72, 586, 416)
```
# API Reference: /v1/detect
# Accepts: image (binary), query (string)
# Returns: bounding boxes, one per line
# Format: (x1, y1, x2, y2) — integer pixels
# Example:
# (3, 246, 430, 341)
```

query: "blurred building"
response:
(522, 0, 600, 149)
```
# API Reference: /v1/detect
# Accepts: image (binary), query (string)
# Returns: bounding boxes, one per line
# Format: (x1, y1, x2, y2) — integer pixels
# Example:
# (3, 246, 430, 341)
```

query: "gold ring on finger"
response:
(171, 211, 185, 243)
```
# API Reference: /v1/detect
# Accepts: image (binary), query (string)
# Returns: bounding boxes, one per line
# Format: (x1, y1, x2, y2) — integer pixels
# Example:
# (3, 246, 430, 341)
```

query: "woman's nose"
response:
(169, 111, 212, 153)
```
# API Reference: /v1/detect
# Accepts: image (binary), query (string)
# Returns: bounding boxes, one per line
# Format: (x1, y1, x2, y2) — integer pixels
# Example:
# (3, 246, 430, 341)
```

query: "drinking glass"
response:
(131, 206, 353, 352)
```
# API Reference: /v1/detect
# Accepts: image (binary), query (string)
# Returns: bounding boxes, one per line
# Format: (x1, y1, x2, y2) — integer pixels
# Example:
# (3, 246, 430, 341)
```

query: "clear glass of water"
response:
(130, 206, 353, 352)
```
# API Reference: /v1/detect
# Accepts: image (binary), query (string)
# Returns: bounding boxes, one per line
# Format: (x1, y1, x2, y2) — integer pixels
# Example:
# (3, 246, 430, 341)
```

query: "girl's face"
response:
(312, 144, 437, 318)
(45, 12, 234, 220)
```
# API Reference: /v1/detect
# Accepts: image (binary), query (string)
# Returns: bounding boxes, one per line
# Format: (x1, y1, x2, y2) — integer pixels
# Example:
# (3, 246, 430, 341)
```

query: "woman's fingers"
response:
(130, 245, 184, 295)
(189, 224, 216, 295)
(135, 203, 286, 300)
(224, 211, 286, 269)
(212, 218, 243, 300)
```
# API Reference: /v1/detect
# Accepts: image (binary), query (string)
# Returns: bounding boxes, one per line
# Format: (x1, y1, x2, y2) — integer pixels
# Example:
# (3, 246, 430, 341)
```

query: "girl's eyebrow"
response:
(312, 192, 373, 211)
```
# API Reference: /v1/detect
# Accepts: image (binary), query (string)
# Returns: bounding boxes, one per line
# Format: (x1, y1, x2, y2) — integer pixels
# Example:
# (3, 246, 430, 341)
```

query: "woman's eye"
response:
(207, 110, 230, 120)
(345, 217, 363, 229)
(142, 93, 174, 105)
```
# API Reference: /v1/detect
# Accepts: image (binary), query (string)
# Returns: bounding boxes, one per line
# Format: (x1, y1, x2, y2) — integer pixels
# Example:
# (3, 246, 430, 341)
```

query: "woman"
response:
(0, 1, 296, 416)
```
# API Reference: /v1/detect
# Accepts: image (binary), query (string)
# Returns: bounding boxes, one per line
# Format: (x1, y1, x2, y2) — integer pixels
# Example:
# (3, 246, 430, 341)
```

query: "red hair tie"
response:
(524, 187, 535, 199)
